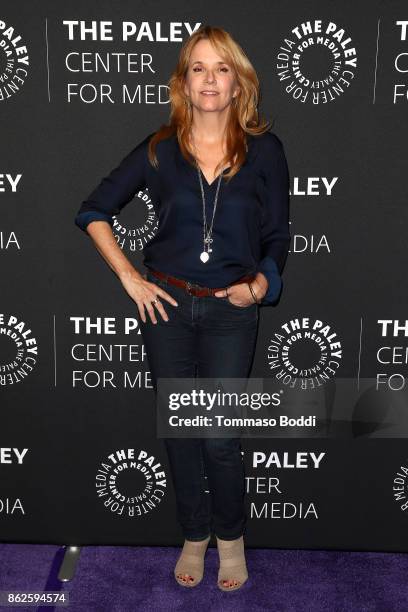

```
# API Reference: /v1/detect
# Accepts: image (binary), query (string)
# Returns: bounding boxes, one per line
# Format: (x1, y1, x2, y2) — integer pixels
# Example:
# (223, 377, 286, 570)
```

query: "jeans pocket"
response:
(222, 296, 256, 310)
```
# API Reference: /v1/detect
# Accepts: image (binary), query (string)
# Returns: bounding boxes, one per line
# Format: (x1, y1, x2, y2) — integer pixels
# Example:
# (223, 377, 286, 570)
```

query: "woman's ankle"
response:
(216, 533, 244, 542)
(184, 534, 211, 543)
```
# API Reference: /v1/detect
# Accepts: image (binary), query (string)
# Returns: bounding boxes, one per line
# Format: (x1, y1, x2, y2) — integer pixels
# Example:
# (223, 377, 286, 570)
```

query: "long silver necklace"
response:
(191, 135, 224, 263)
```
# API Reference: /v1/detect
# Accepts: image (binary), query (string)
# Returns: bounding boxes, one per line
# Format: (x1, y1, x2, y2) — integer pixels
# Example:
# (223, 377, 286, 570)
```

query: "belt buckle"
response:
(186, 280, 200, 295)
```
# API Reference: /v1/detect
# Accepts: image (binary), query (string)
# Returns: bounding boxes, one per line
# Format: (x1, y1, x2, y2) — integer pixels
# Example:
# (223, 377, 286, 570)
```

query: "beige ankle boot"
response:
(174, 535, 211, 587)
(216, 535, 248, 591)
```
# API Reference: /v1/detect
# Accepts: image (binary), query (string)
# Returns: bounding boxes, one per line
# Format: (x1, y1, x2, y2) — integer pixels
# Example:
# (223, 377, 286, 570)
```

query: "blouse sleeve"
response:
(255, 132, 291, 306)
(74, 132, 154, 233)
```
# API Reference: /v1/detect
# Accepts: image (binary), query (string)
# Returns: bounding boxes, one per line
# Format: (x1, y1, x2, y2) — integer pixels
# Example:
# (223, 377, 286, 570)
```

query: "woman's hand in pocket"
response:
(218, 282, 254, 307)
(120, 272, 178, 324)
(213, 274, 267, 307)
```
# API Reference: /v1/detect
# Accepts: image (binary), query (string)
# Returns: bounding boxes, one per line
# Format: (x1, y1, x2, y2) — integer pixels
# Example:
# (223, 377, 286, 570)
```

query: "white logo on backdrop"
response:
(0, 314, 38, 385)
(0, 449, 28, 516)
(266, 317, 342, 388)
(276, 19, 357, 105)
(245, 450, 324, 520)
(112, 191, 158, 252)
(0, 19, 29, 102)
(392, 462, 408, 513)
(70, 316, 151, 390)
(0, 448, 28, 464)
(95, 448, 166, 517)
(0, 498, 24, 515)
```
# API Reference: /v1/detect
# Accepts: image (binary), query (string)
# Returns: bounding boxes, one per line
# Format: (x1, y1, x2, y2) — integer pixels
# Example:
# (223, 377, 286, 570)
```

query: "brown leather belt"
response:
(147, 267, 256, 297)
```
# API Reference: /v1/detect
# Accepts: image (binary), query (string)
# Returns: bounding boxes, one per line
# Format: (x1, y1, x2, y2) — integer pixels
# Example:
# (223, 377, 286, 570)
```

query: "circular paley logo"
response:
(0, 19, 29, 102)
(95, 448, 166, 517)
(266, 317, 342, 388)
(276, 19, 358, 105)
(112, 190, 158, 253)
(0, 314, 38, 385)
(392, 463, 408, 513)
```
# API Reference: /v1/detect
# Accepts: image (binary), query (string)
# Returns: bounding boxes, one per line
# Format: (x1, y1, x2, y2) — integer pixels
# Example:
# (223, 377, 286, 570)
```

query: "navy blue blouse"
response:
(74, 130, 291, 306)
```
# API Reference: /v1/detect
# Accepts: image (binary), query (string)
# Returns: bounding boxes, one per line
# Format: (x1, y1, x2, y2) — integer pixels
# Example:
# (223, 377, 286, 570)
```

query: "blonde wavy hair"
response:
(147, 24, 272, 183)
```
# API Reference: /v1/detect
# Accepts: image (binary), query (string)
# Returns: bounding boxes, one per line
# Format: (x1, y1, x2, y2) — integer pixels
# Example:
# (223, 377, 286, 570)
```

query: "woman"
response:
(74, 25, 290, 592)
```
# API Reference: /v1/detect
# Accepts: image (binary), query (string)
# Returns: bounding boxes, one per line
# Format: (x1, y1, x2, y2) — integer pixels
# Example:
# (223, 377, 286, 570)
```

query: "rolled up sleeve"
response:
(255, 133, 291, 306)
(74, 132, 153, 233)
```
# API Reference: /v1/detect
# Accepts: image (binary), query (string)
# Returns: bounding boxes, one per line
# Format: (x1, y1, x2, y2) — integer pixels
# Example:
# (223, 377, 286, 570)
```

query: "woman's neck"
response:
(190, 109, 229, 144)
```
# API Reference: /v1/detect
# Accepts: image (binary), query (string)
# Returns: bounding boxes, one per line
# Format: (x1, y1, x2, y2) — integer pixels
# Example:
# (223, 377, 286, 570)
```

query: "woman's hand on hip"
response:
(120, 272, 178, 324)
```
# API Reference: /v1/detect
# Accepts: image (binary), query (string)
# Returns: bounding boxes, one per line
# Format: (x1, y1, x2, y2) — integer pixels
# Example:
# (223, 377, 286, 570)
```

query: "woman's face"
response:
(183, 38, 240, 114)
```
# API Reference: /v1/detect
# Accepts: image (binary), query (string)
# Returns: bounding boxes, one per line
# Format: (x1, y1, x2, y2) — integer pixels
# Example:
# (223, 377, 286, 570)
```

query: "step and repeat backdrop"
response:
(2, 1, 408, 551)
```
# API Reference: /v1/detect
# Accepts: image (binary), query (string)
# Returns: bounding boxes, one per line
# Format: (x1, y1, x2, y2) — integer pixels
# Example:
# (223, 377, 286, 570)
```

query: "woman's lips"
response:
(200, 91, 219, 95)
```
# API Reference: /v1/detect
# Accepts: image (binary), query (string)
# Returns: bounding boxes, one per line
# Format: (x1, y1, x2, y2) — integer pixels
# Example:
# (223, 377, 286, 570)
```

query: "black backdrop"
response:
(2, 0, 408, 550)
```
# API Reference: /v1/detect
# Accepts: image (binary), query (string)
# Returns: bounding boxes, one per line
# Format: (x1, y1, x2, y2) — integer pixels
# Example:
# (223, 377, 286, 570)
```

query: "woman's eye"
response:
(192, 66, 229, 72)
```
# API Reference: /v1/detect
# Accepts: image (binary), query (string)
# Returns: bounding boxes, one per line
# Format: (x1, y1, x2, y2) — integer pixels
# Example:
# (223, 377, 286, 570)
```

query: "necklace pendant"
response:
(200, 251, 210, 263)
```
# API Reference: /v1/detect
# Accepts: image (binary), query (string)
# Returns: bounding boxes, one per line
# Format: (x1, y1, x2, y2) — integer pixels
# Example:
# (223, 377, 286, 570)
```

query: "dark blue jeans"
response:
(139, 268, 259, 541)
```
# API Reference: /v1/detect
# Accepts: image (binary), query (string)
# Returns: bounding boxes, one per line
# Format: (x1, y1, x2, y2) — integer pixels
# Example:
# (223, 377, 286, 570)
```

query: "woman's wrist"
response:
(247, 282, 259, 303)
(250, 273, 268, 302)
(118, 267, 144, 284)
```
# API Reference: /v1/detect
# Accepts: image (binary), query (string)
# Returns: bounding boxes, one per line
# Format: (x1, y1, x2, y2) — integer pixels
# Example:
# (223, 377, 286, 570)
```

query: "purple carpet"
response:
(0, 543, 407, 611)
